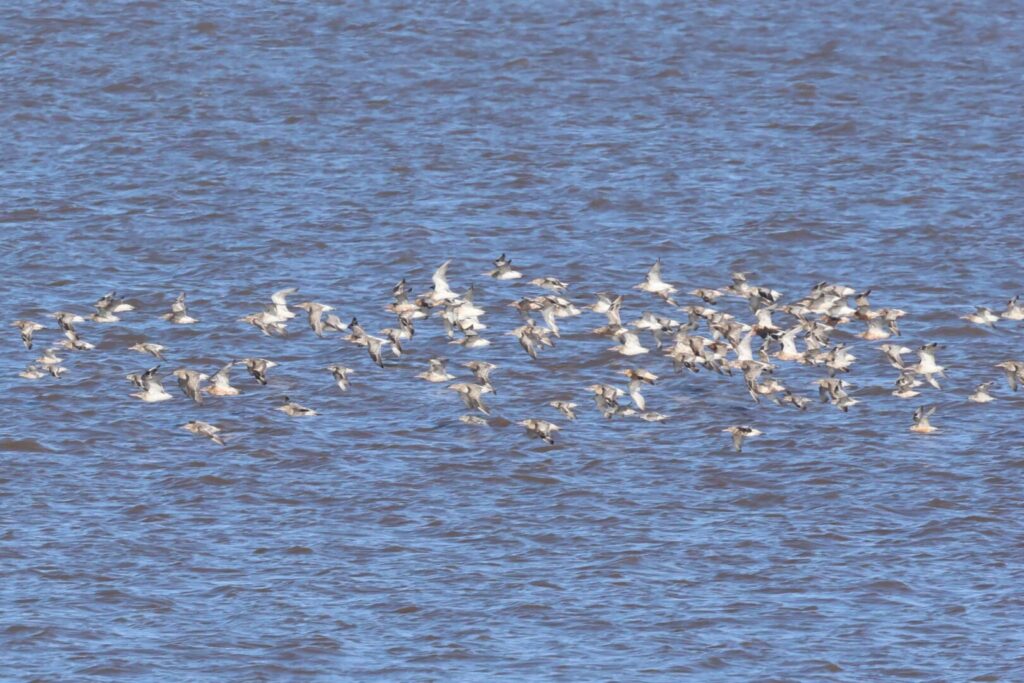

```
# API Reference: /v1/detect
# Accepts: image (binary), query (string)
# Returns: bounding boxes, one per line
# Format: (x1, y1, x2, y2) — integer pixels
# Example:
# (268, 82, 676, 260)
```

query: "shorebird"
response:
(463, 360, 497, 393)
(622, 368, 658, 411)
(12, 320, 45, 350)
(549, 400, 577, 420)
(635, 259, 677, 296)
(269, 287, 299, 321)
(448, 383, 490, 414)
(240, 358, 277, 385)
(518, 419, 560, 444)
(450, 329, 491, 349)
(381, 328, 405, 357)
(323, 313, 348, 334)
(879, 344, 913, 370)
(279, 396, 317, 416)
(489, 254, 523, 280)
(327, 365, 353, 391)
(858, 311, 892, 340)
(163, 292, 197, 324)
(345, 317, 369, 346)
(913, 343, 945, 389)
(91, 291, 134, 322)
(183, 420, 225, 445)
(36, 348, 63, 366)
(962, 307, 999, 327)
(586, 383, 627, 419)
(610, 330, 649, 356)
(910, 406, 937, 434)
(510, 320, 552, 359)
(59, 329, 94, 351)
(129, 342, 166, 360)
(131, 367, 173, 402)
(995, 361, 1023, 392)
(892, 371, 922, 399)
(53, 311, 84, 332)
(968, 382, 995, 403)
(529, 277, 568, 293)
(204, 362, 240, 396)
(724, 425, 762, 452)
(241, 310, 287, 336)
(427, 261, 458, 305)
(775, 389, 811, 410)
(1001, 296, 1024, 321)
(690, 288, 724, 304)
(18, 365, 44, 380)
(172, 368, 208, 403)
(295, 301, 333, 337)
(365, 335, 388, 368)
(417, 358, 455, 383)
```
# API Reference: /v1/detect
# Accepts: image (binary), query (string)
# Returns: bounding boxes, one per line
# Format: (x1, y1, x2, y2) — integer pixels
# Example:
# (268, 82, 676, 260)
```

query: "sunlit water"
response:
(3, 2, 1024, 680)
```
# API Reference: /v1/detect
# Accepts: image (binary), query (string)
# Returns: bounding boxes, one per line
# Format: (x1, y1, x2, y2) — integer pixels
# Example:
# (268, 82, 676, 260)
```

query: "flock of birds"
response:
(12, 254, 1024, 451)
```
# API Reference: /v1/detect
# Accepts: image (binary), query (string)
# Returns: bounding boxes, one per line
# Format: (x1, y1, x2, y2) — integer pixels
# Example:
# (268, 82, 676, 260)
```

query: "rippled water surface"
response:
(3, 1, 1024, 680)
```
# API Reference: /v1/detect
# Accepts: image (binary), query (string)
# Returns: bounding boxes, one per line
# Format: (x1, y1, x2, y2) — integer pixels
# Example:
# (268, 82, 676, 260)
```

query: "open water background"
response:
(2, 1, 1024, 680)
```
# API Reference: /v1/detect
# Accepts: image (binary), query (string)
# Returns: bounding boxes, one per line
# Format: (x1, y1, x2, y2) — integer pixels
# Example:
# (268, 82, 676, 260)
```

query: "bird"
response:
(91, 291, 134, 322)
(427, 261, 458, 305)
(892, 371, 922, 399)
(18, 365, 45, 380)
(878, 344, 913, 370)
(549, 400, 577, 420)
(529, 277, 568, 293)
(172, 369, 208, 403)
(52, 311, 84, 332)
(183, 420, 225, 445)
(510, 320, 552, 359)
(240, 358, 277, 385)
(463, 360, 497, 393)
(59, 329, 94, 351)
(12, 320, 45, 350)
(129, 342, 166, 360)
(968, 382, 995, 403)
(279, 396, 317, 416)
(269, 287, 299, 321)
(488, 254, 523, 280)
(460, 415, 490, 426)
(995, 361, 1023, 392)
(910, 406, 938, 434)
(417, 358, 454, 383)
(635, 259, 677, 296)
(295, 301, 334, 337)
(518, 419, 560, 444)
(36, 348, 63, 366)
(690, 288, 724, 304)
(1000, 296, 1024, 320)
(131, 366, 173, 402)
(623, 368, 658, 411)
(610, 330, 649, 356)
(448, 383, 490, 414)
(204, 362, 241, 396)
(241, 311, 287, 336)
(913, 343, 945, 389)
(365, 336, 388, 368)
(327, 365, 353, 391)
(724, 425, 762, 452)
(962, 307, 999, 327)
(163, 292, 197, 324)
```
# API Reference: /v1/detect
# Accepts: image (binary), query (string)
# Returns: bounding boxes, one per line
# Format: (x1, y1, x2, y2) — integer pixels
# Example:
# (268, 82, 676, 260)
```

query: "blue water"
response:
(3, 2, 1024, 680)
